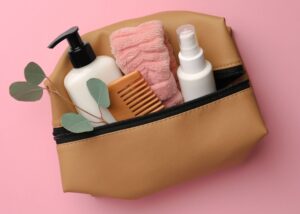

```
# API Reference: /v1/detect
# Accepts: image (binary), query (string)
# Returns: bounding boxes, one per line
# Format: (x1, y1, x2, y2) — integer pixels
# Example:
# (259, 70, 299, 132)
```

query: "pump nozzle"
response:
(48, 26, 96, 68)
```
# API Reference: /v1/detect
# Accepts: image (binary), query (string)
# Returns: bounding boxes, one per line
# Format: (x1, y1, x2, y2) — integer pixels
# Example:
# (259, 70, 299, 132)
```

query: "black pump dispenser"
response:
(48, 26, 96, 68)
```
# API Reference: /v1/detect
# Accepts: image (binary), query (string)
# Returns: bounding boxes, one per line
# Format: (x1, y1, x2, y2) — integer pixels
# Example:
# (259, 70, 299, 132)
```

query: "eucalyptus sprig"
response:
(9, 62, 111, 133)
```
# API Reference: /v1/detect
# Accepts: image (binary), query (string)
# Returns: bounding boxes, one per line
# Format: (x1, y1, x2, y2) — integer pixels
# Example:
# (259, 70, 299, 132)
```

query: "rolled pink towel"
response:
(110, 20, 183, 107)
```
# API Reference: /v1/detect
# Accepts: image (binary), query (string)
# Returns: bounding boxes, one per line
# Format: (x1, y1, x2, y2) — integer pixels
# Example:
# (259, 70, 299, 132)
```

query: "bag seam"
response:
(214, 61, 242, 70)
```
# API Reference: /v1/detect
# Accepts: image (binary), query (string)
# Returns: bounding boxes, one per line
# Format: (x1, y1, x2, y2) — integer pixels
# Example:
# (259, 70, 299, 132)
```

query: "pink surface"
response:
(1, 0, 299, 213)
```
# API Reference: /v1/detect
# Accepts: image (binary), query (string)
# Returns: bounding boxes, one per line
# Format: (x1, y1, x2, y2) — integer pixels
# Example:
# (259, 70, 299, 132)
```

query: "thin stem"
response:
(48, 89, 103, 121)
(45, 76, 56, 87)
(44, 76, 108, 124)
(89, 120, 108, 125)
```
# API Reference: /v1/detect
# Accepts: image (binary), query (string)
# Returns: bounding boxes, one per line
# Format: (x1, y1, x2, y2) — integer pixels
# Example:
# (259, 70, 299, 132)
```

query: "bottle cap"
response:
(48, 26, 96, 68)
(176, 24, 201, 57)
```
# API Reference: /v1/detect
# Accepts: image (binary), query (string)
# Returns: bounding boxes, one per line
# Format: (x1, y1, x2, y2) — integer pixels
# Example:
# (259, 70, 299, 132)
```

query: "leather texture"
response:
(46, 11, 267, 199)
(57, 88, 266, 199)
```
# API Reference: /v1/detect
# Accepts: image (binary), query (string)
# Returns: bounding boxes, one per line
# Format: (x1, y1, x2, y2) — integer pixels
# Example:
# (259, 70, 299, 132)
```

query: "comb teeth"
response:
(118, 73, 164, 117)
(108, 71, 165, 121)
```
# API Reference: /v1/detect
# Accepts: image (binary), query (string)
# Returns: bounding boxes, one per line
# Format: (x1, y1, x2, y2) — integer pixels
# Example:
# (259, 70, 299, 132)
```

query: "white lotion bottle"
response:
(49, 26, 122, 126)
(176, 24, 216, 102)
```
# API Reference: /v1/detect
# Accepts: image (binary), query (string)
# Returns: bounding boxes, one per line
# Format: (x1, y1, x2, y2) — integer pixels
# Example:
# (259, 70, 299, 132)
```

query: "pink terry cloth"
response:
(110, 20, 183, 107)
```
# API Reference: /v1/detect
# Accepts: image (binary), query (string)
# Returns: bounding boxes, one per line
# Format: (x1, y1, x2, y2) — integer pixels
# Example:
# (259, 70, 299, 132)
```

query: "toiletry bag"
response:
(46, 11, 267, 199)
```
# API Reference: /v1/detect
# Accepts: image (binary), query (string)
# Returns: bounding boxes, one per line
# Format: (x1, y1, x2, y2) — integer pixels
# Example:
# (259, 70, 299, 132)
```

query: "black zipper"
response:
(214, 65, 244, 89)
(54, 79, 250, 144)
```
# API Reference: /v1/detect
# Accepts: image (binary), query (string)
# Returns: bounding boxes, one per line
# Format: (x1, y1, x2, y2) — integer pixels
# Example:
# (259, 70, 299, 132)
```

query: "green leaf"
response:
(87, 78, 110, 108)
(61, 113, 93, 133)
(24, 62, 46, 85)
(9, 81, 43, 101)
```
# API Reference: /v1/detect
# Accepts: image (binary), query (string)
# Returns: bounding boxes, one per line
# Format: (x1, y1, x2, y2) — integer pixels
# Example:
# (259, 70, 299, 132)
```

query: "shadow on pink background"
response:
(1, 0, 300, 213)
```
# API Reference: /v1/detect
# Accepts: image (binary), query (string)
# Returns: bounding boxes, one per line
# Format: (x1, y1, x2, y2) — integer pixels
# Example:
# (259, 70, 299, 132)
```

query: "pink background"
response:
(1, 0, 300, 213)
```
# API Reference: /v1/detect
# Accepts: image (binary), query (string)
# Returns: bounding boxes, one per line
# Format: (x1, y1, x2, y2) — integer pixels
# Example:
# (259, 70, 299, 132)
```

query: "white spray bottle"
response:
(176, 24, 216, 102)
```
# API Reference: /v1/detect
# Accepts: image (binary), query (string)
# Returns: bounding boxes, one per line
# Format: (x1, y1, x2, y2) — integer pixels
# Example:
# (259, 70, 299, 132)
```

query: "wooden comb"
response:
(108, 71, 165, 121)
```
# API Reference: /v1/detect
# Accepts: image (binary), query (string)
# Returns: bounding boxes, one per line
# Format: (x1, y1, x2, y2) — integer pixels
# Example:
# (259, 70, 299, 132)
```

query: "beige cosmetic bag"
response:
(45, 11, 267, 199)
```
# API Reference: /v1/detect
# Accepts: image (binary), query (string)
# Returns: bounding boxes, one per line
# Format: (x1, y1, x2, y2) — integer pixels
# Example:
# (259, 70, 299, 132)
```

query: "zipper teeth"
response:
(54, 80, 250, 144)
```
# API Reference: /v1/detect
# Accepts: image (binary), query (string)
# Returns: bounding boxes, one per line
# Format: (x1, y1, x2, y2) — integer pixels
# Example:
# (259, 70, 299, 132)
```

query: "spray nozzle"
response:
(48, 26, 96, 68)
(176, 24, 202, 57)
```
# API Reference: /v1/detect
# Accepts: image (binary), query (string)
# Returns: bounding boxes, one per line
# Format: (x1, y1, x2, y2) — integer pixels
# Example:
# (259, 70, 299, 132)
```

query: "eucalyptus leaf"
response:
(87, 78, 110, 108)
(24, 62, 46, 85)
(9, 81, 43, 101)
(61, 113, 93, 133)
